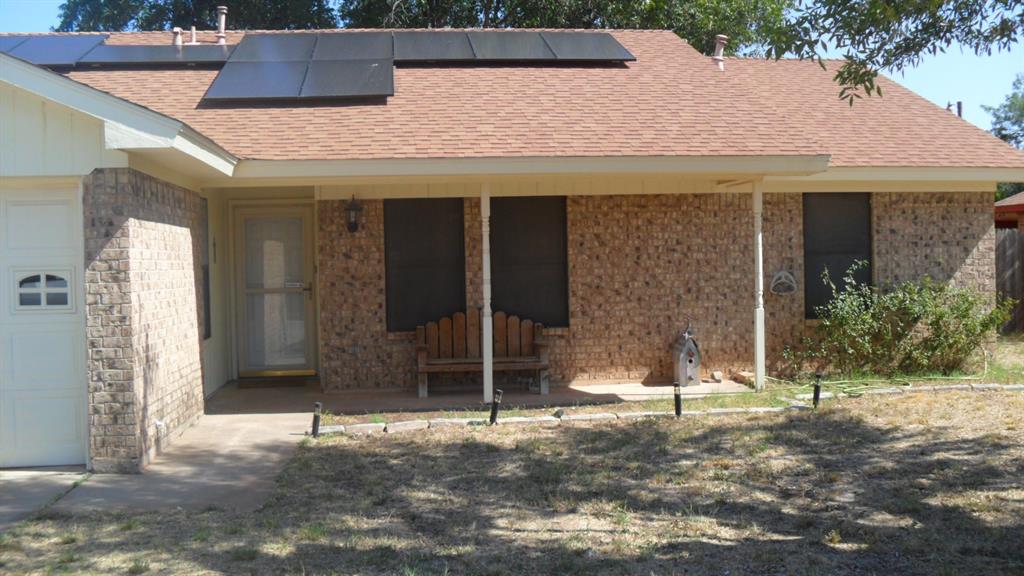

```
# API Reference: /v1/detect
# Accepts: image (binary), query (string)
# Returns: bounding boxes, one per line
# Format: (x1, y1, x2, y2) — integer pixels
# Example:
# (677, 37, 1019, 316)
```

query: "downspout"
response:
(753, 179, 766, 391)
(481, 183, 494, 403)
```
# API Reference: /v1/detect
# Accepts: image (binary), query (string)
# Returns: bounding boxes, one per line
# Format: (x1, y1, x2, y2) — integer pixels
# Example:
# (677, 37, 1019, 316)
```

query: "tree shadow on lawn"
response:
(5, 400, 1023, 575)
(264, 407, 1023, 575)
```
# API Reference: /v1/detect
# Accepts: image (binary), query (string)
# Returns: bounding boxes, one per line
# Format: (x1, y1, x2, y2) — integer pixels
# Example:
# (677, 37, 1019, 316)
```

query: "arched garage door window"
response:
(14, 270, 72, 310)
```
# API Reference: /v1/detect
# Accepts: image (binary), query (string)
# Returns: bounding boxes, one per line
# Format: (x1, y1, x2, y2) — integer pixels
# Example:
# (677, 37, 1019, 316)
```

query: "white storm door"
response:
(234, 206, 316, 377)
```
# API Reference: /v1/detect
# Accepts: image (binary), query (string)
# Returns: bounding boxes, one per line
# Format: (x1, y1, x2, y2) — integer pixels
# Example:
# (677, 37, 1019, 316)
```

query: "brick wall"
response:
(84, 168, 206, 473)
(550, 193, 804, 382)
(318, 193, 804, 390)
(318, 200, 416, 390)
(316, 191, 993, 391)
(873, 192, 995, 292)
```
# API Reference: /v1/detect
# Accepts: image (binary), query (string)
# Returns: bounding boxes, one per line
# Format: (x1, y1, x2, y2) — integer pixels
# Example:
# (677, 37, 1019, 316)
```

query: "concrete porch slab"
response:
(205, 379, 751, 416)
(53, 412, 307, 514)
(0, 467, 86, 533)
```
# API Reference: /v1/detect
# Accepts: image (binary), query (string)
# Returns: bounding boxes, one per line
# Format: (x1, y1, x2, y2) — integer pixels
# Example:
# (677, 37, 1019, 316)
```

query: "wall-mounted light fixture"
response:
(345, 195, 363, 233)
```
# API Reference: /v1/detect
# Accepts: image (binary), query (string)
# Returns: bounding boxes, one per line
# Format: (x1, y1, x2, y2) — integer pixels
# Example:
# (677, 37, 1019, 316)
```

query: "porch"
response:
(205, 378, 751, 416)
(209, 178, 784, 404)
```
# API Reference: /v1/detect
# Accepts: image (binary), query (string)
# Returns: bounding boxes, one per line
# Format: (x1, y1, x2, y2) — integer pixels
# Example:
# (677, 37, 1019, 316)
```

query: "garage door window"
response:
(15, 270, 72, 310)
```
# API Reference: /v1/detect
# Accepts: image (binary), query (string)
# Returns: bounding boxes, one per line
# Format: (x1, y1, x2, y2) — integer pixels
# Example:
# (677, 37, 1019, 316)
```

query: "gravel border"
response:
(312, 383, 1024, 437)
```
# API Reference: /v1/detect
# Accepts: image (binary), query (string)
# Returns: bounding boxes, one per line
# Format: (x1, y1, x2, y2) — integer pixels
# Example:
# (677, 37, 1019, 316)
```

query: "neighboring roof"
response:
(996, 190, 1024, 213)
(2, 28, 1024, 170)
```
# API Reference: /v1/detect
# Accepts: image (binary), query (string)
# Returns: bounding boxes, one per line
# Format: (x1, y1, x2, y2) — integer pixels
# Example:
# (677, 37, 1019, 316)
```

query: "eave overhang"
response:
(0, 52, 237, 178)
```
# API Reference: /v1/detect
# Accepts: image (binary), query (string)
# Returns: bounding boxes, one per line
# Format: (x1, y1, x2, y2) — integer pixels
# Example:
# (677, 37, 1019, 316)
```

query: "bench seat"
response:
(416, 309, 550, 398)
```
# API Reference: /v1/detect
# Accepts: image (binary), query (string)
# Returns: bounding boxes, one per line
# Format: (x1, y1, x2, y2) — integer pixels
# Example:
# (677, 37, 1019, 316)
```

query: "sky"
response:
(0, 0, 1021, 131)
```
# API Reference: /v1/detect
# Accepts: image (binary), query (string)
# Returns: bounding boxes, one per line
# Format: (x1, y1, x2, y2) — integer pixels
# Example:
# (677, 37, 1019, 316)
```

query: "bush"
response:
(785, 262, 1013, 377)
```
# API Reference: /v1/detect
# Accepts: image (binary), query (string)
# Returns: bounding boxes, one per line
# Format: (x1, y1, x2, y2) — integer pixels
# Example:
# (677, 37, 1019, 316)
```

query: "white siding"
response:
(0, 83, 126, 177)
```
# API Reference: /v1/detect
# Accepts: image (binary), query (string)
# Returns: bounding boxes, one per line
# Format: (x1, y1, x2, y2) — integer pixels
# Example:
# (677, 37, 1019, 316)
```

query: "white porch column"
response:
(481, 184, 494, 403)
(753, 180, 766, 391)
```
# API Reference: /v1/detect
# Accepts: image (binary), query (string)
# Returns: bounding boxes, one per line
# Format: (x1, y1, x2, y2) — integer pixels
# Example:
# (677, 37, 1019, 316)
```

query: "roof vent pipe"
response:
(172, 27, 183, 46)
(712, 34, 728, 71)
(189, 26, 198, 45)
(216, 5, 228, 45)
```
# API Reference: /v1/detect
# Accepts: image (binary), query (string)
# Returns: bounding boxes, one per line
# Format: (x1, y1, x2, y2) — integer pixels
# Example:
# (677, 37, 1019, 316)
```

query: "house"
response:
(996, 190, 1024, 228)
(1, 26, 1022, 473)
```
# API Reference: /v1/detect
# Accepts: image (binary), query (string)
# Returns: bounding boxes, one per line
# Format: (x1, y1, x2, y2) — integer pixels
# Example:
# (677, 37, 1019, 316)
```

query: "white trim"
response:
(769, 166, 1024, 183)
(481, 183, 494, 404)
(752, 180, 765, 392)
(229, 155, 832, 183)
(0, 53, 237, 176)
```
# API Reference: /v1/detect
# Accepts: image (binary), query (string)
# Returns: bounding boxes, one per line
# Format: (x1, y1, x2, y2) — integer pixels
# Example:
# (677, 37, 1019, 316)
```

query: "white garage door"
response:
(0, 187, 86, 468)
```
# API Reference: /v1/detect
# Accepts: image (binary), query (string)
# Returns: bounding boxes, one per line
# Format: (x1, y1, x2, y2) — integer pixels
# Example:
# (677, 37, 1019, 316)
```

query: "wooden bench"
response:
(415, 309, 550, 398)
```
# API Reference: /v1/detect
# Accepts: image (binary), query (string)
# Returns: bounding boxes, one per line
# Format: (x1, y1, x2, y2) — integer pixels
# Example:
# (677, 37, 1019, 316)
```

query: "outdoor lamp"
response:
(345, 196, 363, 233)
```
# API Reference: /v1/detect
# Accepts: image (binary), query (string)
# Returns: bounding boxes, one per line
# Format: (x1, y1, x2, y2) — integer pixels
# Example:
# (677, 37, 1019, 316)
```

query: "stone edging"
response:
(313, 383, 1024, 437)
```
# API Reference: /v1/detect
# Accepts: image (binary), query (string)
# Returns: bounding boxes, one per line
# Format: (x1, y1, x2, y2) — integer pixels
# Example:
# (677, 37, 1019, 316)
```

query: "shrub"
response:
(785, 262, 1013, 377)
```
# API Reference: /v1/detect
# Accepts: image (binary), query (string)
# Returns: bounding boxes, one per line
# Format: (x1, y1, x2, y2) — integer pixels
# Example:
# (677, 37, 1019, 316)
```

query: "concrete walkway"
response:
(54, 412, 307, 514)
(0, 467, 86, 533)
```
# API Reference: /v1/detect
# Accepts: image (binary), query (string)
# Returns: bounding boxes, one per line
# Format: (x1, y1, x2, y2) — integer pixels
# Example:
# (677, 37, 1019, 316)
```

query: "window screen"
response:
(803, 193, 872, 319)
(491, 196, 568, 327)
(384, 199, 466, 332)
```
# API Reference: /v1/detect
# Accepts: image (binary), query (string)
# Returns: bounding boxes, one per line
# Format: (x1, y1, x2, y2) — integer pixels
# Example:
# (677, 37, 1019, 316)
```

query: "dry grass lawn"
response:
(1, 391, 1021, 575)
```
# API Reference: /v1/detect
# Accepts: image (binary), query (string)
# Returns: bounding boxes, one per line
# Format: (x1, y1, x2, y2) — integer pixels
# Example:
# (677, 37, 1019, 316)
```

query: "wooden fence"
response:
(996, 227, 1024, 332)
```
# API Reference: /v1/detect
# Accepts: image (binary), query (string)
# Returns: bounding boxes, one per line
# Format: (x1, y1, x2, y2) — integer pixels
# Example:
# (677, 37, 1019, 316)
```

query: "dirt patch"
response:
(2, 392, 1022, 575)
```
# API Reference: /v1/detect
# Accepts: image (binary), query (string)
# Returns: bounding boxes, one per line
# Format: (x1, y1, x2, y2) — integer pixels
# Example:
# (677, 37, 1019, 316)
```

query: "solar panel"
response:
(204, 61, 307, 99)
(300, 59, 393, 98)
(540, 32, 635, 61)
(7, 35, 106, 66)
(313, 32, 392, 60)
(79, 44, 233, 65)
(467, 31, 554, 60)
(0, 36, 29, 53)
(229, 34, 315, 62)
(393, 31, 474, 62)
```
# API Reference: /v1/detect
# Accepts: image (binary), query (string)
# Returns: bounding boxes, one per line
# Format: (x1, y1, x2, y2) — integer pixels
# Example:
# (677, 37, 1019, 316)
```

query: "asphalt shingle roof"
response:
(4, 29, 1023, 167)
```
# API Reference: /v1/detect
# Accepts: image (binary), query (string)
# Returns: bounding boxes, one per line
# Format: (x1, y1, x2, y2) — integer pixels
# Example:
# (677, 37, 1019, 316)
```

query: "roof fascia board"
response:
(769, 166, 1024, 183)
(232, 155, 832, 182)
(0, 53, 237, 176)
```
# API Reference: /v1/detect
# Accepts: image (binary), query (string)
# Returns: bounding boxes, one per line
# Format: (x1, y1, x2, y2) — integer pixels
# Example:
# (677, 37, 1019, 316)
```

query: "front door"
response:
(234, 206, 316, 377)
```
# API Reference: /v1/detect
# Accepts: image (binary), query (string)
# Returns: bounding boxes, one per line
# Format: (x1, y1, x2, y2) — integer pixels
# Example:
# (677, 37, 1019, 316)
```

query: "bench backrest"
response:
(417, 309, 543, 360)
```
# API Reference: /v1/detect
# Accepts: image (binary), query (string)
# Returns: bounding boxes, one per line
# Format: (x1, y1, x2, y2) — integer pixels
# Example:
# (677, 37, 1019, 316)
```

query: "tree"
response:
(338, 0, 792, 55)
(767, 1, 1024, 103)
(985, 72, 1024, 199)
(55, 0, 793, 53)
(55, 0, 338, 32)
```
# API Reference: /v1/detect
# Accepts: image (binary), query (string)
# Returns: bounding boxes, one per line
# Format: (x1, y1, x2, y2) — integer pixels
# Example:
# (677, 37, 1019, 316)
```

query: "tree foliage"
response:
(338, 0, 792, 55)
(53, 0, 1024, 101)
(55, 0, 337, 32)
(56, 0, 793, 55)
(985, 72, 1024, 199)
(767, 1, 1024, 103)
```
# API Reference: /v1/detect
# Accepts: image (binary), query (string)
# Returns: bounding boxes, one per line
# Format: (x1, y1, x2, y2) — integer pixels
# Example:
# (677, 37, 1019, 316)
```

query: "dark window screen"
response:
(491, 196, 568, 327)
(803, 193, 872, 319)
(385, 199, 466, 332)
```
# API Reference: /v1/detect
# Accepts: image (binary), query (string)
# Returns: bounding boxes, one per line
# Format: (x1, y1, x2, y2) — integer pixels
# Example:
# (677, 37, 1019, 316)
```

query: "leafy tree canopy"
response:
(986, 72, 1024, 149)
(767, 1, 1024, 102)
(985, 72, 1024, 199)
(55, 0, 337, 32)
(56, 0, 792, 55)
(53, 0, 1024, 103)
(338, 0, 791, 56)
